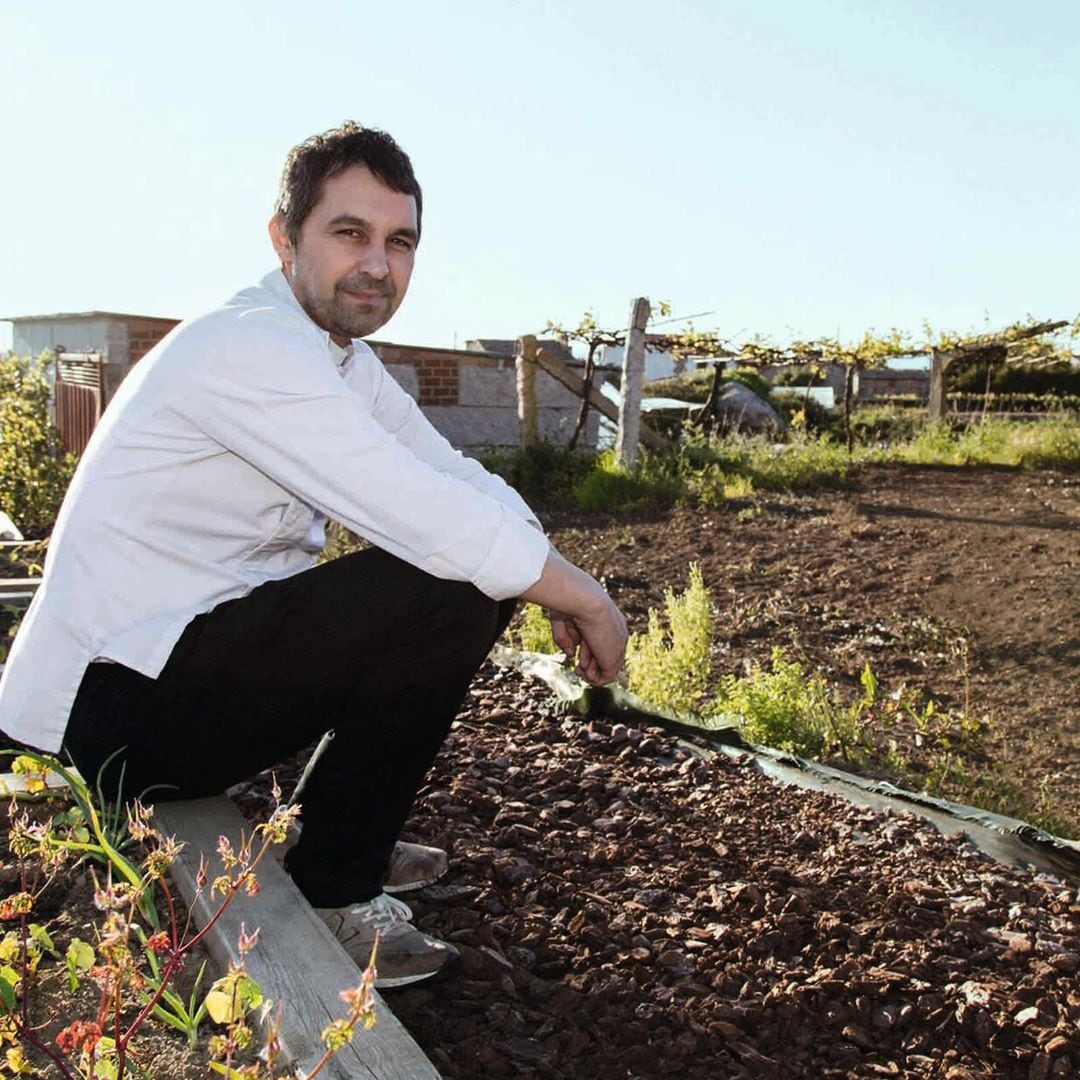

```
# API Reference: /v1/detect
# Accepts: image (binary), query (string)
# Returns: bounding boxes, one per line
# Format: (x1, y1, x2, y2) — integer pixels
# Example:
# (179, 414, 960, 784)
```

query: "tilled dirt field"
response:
(544, 464, 1079, 837)
(383, 663, 1079, 1079)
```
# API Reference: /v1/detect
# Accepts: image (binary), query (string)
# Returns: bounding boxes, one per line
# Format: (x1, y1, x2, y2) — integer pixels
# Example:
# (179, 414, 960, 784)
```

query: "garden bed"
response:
(3, 463, 1077, 1076)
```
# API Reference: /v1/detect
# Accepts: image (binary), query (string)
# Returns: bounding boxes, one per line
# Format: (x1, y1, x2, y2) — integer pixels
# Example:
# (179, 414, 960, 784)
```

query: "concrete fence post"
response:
(929, 347, 950, 421)
(615, 298, 651, 467)
(515, 334, 539, 447)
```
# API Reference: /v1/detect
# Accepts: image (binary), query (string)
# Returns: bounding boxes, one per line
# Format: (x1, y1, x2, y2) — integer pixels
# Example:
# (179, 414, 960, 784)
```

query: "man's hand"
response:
(547, 607, 627, 686)
(521, 549, 628, 687)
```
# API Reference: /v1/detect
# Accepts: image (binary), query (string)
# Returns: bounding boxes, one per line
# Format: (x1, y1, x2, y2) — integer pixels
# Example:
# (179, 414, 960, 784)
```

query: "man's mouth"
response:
(338, 278, 393, 304)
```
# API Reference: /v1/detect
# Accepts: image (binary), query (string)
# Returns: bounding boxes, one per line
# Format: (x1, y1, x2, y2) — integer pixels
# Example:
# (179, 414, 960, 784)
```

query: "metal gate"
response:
(55, 352, 104, 455)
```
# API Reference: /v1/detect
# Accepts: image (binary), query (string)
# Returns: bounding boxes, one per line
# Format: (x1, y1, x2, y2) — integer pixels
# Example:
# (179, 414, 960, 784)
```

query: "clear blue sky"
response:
(2, 0, 1077, 355)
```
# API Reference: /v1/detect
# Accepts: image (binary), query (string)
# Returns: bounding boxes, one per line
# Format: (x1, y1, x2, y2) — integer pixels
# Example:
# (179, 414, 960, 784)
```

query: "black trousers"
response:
(64, 548, 515, 907)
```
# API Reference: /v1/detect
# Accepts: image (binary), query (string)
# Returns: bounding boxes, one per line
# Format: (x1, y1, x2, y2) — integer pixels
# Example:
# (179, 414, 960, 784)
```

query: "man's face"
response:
(269, 165, 418, 344)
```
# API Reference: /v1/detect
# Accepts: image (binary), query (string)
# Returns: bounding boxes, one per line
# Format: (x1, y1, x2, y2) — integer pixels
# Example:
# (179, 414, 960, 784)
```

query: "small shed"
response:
(3, 310, 180, 403)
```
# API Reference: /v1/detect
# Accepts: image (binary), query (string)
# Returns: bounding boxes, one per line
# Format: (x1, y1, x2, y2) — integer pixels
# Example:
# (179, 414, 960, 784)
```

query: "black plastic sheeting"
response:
(493, 647, 1080, 886)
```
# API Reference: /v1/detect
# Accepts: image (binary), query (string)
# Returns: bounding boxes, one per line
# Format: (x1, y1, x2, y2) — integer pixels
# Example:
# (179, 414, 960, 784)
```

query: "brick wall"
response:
(369, 340, 595, 449)
(371, 343, 505, 406)
(123, 317, 180, 364)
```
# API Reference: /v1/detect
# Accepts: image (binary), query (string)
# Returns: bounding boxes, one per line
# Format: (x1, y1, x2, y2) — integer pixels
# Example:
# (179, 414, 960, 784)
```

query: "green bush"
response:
(507, 602, 559, 653)
(0, 353, 76, 532)
(771, 365, 827, 387)
(644, 366, 773, 405)
(572, 449, 684, 513)
(642, 369, 714, 403)
(478, 442, 595, 507)
(847, 404, 925, 445)
(626, 564, 713, 716)
(949, 358, 1080, 396)
(716, 649, 834, 756)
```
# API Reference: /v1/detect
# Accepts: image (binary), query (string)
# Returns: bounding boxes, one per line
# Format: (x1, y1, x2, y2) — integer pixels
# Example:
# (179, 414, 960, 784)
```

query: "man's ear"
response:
(268, 214, 294, 275)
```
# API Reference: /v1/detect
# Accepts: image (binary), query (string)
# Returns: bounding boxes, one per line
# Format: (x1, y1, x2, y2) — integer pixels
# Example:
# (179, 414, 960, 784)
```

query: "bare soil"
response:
(544, 463, 1079, 837)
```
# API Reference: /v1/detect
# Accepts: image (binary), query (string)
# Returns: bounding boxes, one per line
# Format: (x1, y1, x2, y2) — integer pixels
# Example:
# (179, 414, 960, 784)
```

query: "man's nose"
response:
(355, 242, 390, 279)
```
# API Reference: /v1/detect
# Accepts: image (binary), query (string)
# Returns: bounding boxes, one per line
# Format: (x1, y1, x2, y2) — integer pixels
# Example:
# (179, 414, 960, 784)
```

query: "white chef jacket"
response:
(0, 270, 550, 753)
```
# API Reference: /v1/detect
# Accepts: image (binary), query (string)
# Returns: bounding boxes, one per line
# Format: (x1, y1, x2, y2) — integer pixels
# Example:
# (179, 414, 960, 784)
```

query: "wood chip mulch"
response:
(387, 664, 1079, 1079)
(233, 659, 1078, 1078)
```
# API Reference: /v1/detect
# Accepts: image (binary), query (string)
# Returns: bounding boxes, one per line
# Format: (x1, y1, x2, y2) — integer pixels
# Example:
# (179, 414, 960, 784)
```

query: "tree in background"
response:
(0, 353, 76, 533)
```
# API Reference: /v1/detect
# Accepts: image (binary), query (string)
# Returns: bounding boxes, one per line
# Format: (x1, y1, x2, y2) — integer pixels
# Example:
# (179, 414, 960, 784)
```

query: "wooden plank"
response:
(0, 578, 41, 599)
(155, 796, 440, 1080)
(532, 346, 672, 451)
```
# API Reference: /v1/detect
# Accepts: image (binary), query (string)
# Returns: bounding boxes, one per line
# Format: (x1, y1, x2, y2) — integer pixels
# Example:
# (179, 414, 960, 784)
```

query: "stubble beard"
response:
(294, 273, 398, 342)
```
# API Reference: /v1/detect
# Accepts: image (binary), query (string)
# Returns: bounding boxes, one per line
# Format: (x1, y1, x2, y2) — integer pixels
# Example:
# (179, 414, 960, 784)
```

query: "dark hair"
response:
(275, 121, 422, 244)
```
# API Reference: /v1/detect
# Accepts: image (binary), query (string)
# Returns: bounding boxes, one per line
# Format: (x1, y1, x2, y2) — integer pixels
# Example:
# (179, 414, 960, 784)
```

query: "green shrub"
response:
(626, 564, 713, 716)
(716, 649, 834, 756)
(846, 405, 925, 445)
(507, 602, 559, 653)
(772, 365, 827, 387)
(769, 393, 835, 436)
(642, 369, 714, 403)
(572, 449, 684, 513)
(0, 353, 76, 532)
(644, 366, 773, 405)
(949, 358, 1080, 396)
(478, 442, 595, 507)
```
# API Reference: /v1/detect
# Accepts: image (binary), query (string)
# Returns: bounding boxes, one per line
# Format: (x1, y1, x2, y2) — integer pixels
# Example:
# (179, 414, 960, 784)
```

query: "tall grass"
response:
(888, 417, 1080, 469)
(486, 416, 1078, 513)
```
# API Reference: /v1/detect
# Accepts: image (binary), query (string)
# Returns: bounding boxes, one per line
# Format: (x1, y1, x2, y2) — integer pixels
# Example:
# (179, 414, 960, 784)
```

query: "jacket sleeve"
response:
(361, 349, 544, 531)
(172, 321, 549, 600)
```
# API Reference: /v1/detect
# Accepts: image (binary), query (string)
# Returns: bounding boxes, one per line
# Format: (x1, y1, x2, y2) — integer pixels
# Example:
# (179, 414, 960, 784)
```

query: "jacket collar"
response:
(259, 268, 348, 353)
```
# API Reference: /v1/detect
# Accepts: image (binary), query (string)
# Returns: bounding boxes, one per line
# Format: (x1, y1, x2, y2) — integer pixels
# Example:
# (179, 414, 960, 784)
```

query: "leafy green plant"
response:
(0, 353, 76, 532)
(714, 649, 843, 757)
(626, 564, 713, 717)
(479, 442, 595, 508)
(507, 602, 559, 654)
(0, 752, 380, 1078)
(572, 449, 684, 513)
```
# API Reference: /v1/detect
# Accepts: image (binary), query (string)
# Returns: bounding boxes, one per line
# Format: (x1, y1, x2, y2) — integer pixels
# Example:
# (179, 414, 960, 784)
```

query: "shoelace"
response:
(351, 892, 413, 930)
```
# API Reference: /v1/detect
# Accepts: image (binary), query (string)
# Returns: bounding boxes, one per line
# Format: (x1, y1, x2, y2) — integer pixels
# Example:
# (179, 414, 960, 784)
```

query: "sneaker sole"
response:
(373, 949, 460, 989)
(383, 870, 446, 895)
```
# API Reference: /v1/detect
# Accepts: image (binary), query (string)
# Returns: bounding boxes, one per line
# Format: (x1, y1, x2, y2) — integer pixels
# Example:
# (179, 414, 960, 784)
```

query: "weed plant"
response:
(0, 754, 378, 1079)
(625, 565, 714, 718)
(572, 450, 684, 513)
(508, 603, 559, 654)
(887, 417, 1080, 469)
(615, 576, 1076, 837)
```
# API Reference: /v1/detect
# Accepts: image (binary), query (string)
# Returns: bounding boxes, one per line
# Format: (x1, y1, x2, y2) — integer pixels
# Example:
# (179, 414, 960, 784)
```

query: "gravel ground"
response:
(236, 660, 1079, 1079)
(389, 663, 1079, 1079)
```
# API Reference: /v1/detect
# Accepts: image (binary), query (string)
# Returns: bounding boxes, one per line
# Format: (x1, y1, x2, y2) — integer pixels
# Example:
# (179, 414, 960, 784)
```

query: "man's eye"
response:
(338, 229, 365, 239)
(390, 237, 415, 252)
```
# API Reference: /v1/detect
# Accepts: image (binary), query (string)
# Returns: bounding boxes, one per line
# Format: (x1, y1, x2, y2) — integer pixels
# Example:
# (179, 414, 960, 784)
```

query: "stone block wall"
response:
(370, 341, 597, 450)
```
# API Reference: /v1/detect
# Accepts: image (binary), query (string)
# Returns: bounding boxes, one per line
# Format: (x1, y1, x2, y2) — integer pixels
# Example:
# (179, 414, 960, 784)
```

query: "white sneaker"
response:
(315, 893, 459, 988)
